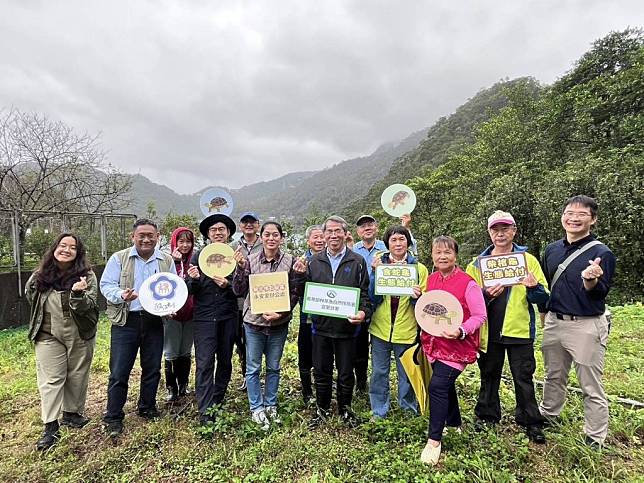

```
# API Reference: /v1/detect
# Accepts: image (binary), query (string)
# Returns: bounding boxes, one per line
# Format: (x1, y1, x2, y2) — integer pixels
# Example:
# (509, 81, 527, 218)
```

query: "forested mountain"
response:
(129, 130, 428, 222)
(344, 77, 541, 221)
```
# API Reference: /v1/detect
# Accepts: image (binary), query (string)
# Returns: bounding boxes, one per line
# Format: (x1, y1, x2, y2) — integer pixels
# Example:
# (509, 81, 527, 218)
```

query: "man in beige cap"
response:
(466, 210, 549, 443)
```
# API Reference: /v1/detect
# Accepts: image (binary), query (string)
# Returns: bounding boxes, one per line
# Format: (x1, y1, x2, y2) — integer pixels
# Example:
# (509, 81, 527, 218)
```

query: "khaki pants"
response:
(35, 317, 96, 423)
(540, 311, 609, 442)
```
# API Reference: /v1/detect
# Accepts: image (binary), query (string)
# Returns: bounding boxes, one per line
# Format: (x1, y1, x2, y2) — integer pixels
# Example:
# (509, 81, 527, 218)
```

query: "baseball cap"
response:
(356, 214, 377, 226)
(487, 210, 516, 228)
(239, 211, 260, 222)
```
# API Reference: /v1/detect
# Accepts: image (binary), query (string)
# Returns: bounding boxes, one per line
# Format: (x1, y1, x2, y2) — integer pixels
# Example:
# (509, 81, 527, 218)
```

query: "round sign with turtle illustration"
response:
(381, 184, 416, 217)
(198, 242, 236, 278)
(139, 272, 189, 317)
(199, 187, 234, 217)
(414, 289, 464, 337)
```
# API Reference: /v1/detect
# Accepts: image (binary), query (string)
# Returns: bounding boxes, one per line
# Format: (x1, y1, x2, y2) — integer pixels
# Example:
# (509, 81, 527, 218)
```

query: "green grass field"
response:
(0, 304, 643, 482)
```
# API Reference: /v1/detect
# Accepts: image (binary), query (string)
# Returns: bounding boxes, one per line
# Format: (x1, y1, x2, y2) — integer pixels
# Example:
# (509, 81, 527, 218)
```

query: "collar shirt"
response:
(232, 235, 263, 257)
(326, 246, 347, 278)
(541, 234, 615, 316)
(100, 246, 176, 312)
(353, 239, 387, 276)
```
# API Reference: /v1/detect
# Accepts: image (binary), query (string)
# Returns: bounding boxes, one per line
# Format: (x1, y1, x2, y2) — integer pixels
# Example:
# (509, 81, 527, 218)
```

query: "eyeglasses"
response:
(208, 226, 228, 233)
(240, 220, 257, 225)
(562, 211, 592, 218)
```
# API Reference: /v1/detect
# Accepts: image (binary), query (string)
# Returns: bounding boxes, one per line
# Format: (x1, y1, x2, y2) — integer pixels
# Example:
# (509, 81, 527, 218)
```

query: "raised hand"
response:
(400, 214, 412, 229)
(581, 257, 603, 280)
(171, 248, 183, 261)
(187, 265, 200, 279)
(293, 256, 307, 273)
(121, 287, 138, 302)
(71, 276, 88, 292)
(520, 272, 538, 288)
(233, 246, 247, 268)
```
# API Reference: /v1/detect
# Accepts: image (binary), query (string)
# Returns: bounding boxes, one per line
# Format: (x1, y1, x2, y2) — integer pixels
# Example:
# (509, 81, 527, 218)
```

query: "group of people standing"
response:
(26, 195, 614, 468)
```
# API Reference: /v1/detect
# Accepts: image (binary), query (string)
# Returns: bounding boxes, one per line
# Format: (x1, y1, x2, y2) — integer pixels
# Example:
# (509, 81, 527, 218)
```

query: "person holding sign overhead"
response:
(186, 213, 238, 425)
(538, 195, 615, 449)
(100, 219, 176, 438)
(232, 221, 306, 430)
(368, 225, 428, 419)
(465, 210, 549, 444)
(306, 216, 371, 428)
(419, 236, 486, 466)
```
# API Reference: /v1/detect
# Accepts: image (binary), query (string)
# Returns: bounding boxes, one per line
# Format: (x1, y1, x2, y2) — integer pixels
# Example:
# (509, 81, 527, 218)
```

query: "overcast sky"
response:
(0, 1, 641, 194)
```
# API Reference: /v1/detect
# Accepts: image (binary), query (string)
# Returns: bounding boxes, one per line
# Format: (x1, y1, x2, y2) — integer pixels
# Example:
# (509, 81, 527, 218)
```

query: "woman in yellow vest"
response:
(368, 225, 428, 418)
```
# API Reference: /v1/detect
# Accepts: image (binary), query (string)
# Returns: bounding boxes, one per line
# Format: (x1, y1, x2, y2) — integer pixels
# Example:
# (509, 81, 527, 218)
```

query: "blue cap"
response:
(239, 211, 260, 222)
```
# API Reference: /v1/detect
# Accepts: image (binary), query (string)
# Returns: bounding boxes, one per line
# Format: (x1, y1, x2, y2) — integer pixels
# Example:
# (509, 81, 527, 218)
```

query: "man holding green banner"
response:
(305, 215, 371, 427)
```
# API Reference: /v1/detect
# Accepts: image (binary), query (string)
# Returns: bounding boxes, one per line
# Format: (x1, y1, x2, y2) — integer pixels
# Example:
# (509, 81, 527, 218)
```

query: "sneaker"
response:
(36, 421, 60, 451)
(584, 435, 603, 450)
(308, 407, 330, 429)
(251, 409, 270, 431)
(340, 409, 360, 428)
(420, 440, 442, 465)
(137, 408, 161, 420)
(199, 414, 215, 426)
(442, 426, 462, 436)
(61, 411, 90, 428)
(526, 425, 546, 444)
(105, 421, 123, 438)
(265, 406, 282, 424)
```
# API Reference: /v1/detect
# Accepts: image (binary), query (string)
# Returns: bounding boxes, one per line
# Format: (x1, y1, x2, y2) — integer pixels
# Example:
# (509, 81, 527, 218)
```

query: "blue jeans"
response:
(104, 311, 164, 423)
(369, 335, 418, 418)
(244, 323, 289, 412)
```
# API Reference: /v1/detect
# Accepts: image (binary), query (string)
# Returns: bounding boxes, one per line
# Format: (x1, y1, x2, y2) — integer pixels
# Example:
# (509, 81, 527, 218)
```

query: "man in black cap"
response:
(186, 213, 238, 424)
(229, 212, 263, 390)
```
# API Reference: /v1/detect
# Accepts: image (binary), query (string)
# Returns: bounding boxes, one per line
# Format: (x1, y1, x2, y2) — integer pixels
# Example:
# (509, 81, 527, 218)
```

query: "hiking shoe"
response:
(105, 421, 123, 438)
(137, 408, 161, 420)
(584, 435, 603, 450)
(265, 406, 281, 424)
(420, 440, 441, 466)
(527, 425, 546, 444)
(36, 421, 60, 451)
(340, 409, 360, 428)
(251, 409, 270, 431)
(308, 407, 330, 429)
(61, 412, 90, 428)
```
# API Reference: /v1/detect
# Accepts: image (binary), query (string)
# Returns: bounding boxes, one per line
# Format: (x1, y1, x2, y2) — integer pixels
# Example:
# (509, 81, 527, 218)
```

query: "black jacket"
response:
(306, 248, 371, 338)
(186, 247, 238, 321)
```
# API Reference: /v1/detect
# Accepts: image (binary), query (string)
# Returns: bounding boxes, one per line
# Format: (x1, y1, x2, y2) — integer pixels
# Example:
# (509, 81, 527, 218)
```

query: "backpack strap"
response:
(550, 240, 602, 289)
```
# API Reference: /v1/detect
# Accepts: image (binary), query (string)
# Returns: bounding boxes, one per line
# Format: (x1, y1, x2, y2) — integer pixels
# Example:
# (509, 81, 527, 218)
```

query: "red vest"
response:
(420, 267, 480, 364)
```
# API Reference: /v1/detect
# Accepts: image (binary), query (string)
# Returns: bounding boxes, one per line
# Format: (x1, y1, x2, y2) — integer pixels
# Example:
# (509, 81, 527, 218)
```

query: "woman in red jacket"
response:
(164, 227, 195, 402)
(420, 236, 486, 465)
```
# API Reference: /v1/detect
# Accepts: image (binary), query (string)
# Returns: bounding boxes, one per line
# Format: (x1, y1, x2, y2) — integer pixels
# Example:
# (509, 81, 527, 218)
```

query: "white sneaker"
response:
(265, 406, 281, 424)
(420, 440, 441, 465)
(251, 409, 270, 431)
(442, 426, 462, 436)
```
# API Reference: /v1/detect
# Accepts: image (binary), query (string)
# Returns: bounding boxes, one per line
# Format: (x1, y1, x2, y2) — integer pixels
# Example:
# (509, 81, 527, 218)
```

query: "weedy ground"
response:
(1, 304, 643, 482)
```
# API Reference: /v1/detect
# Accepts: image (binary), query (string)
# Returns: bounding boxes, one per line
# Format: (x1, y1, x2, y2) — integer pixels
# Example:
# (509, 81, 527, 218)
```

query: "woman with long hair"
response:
(25, 233, 99, 450)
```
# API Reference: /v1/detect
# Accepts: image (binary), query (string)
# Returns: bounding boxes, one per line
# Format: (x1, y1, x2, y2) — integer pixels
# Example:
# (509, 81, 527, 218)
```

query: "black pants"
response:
(312, 334, 355, 412)
(104, 311, 164, 423)
(353, 323, 369, 387)
(193, 317, 236, 415)
(428, 361, 462, 441)
(298, 322, 313, 376)
(475, 341, 544, 427)
(234, 309, 246, 376)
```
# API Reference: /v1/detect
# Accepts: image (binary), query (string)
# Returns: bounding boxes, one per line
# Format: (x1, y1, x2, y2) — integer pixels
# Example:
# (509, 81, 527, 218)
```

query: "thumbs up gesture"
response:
(71, 276, 88, 292)
(581, 257, 603, 280)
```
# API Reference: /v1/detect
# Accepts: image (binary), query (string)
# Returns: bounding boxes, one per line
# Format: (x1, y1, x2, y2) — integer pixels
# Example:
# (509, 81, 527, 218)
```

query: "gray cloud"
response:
(0, 0, 641, 193)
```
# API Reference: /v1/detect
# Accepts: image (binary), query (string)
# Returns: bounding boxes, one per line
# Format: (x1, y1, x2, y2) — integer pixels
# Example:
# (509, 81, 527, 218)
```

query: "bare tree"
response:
(0, 107, 132, 241)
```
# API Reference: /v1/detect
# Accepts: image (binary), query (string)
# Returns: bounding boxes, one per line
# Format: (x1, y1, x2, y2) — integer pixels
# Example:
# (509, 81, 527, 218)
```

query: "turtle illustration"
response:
(206, 253, 233, 268)
(388, 190, 409, 209)
(422, 302, 455, 325)
(204, 196, 229, 213)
